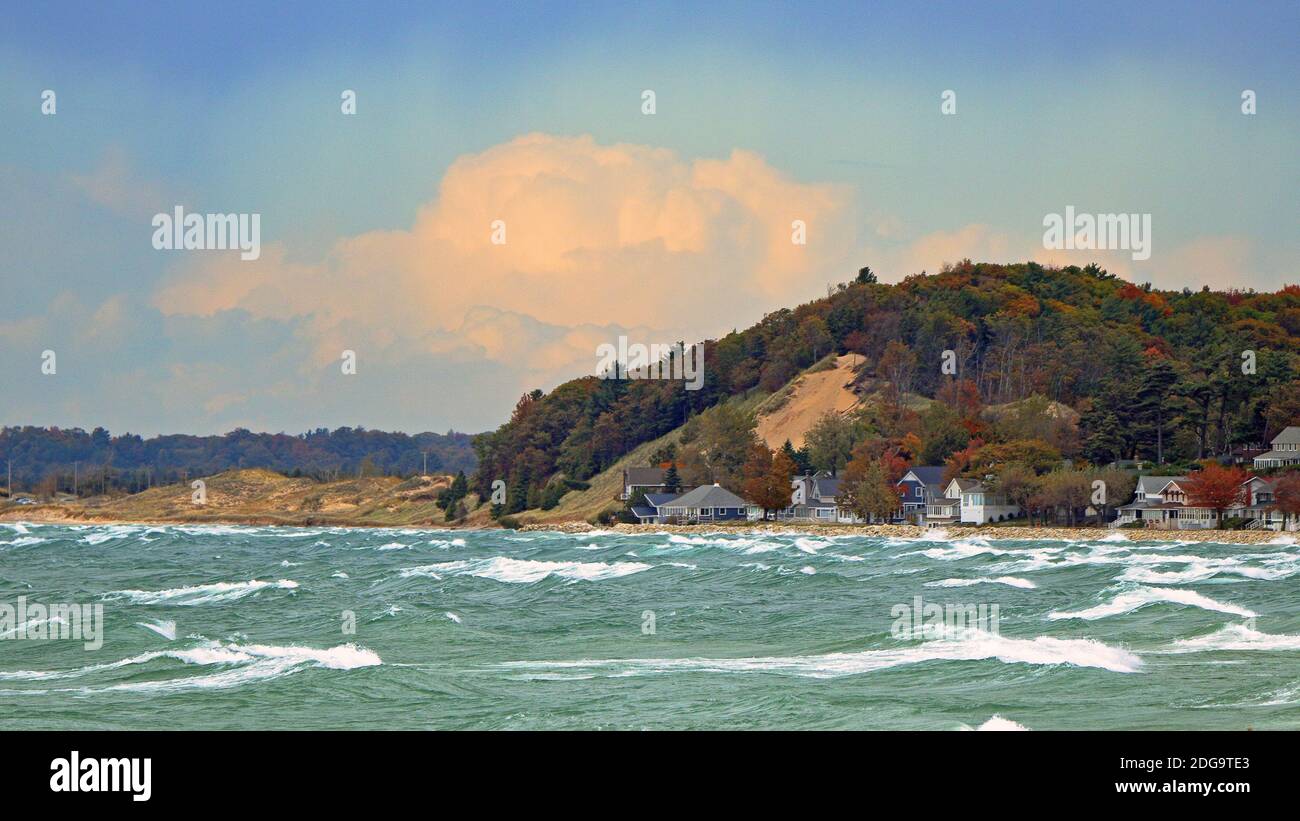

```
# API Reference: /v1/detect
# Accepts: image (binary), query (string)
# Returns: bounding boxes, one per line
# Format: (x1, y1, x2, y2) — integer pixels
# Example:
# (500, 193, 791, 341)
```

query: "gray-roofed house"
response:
(896, 466, 947, 524)
(656, 484, 751, 523)
(1241, 475, 1290, 530)
(630, 492, 682, 525)
(1253, 426, 1300, 469)
(1115, 475, 1188, 528)
(621, 467, 673, 500)
(943, 477, 1020, 524)
(782, 472, 870, 523)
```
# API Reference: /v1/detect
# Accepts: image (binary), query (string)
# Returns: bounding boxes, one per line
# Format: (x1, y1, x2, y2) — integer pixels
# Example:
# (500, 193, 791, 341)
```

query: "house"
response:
(629, 492, 681, 525)
(620, 467, 673, 500)
(945, 477, 1020, 525)
(896, 466, 947, 524)
(785, 473, 841, 522)
(1115, 476, 1189, 528)
(782, 473, 869, 523)
(655, 484, 751, 523)
(1253, 427, 1300, 469)
(1115, 474, 1292, 530)
(1241, 476, 1290, 530)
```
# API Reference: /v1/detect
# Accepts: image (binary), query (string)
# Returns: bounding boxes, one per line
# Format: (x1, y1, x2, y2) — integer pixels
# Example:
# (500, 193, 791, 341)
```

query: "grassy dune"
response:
(0, 468, 457, 528)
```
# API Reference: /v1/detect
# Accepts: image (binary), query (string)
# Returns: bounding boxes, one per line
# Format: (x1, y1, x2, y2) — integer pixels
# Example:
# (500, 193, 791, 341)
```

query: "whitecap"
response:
(1048, 586, 1256, 620)
(972, 715, 1030, 731)
(926, 576, 1037, 589)
(1163, 623, 1300, 652)
(104, 579, 299, 606)
(137, 619, 177, 640)
(500, 629, 1142, 678)
(399, 557, 653, 584)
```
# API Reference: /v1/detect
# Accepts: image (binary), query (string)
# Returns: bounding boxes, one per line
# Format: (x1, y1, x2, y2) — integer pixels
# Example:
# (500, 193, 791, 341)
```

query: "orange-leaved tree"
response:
(1272, 473, 1300, 531)
(742, 445, 797, 520)
(1183, 463, 1247, 529)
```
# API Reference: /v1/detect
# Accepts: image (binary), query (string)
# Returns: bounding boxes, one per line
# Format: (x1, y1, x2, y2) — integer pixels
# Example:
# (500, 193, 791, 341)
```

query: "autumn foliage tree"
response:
(1272, 473, 1300, 530)
(742, 445, 797, 519)
(1183, 463, 1248, 528)
(837, 440, 907, 522)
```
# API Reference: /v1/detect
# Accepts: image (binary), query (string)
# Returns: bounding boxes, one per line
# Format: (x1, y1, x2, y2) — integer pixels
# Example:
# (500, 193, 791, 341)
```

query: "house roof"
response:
(665, 484, 749, 509)
(949, 478, 982, 492)
(1255, 450, 1299, 462)
(1136, 475, 1186, 495)
(630, 506, 659, 519)
(812, 477, 840, 499)
(643, 493, 678, 508)
(1270, 426, 1300, 445)
(624, 467, 668, 485)
(901, 466, 946, 487)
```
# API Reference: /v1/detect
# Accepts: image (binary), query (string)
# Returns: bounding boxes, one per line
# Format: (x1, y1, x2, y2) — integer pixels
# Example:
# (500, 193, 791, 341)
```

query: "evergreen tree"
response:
(662, 463, 681, 493)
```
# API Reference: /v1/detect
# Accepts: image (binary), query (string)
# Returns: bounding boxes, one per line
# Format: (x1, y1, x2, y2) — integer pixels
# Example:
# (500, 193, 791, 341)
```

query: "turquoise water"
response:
(2, 521, 1298, 730)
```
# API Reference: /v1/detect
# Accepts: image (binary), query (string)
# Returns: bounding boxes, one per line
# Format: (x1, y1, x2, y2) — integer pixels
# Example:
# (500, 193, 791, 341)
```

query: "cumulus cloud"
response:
(152, 133, 857, 359)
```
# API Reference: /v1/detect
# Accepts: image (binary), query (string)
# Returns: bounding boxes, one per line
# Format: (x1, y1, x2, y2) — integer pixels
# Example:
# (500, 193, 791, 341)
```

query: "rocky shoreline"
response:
(5, 507, 1293, 544)
(520, 520, 1296, 544)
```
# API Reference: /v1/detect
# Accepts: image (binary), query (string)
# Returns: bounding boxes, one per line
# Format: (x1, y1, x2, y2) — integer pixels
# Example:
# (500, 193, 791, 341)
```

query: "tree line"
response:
(0, 426, 477, 497)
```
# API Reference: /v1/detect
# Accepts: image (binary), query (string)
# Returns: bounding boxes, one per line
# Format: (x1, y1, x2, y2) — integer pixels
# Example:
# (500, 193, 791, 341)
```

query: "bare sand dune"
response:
(756, 354, 862, 449)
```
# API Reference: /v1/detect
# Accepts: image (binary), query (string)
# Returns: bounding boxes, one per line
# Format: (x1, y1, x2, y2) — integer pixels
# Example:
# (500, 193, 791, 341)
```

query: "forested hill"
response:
(472, 262, 1300, 510)
(1, 426, 477, 495)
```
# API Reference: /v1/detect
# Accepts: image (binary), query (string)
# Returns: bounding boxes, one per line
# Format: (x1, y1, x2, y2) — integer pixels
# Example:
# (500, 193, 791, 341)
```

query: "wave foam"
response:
(925, 576, 1037, 589)
(501, 629, 1142, 678)
(105, 579, 299, 606)
(1049, 586, 1256, 621)
(400, 557, 652, 584)
(0, 640, 380, 692)
(970, 715, 1030, 731)
(1165, 623, 1300, 652)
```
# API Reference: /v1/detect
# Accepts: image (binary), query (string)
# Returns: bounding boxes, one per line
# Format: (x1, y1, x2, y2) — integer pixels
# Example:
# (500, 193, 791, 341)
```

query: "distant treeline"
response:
(0, 426, 478, 496)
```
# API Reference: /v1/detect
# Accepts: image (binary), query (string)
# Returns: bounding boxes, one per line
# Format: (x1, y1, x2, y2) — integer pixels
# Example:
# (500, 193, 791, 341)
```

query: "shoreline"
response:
(521, 521, 1295, 544)
(3, 508, 1294, 544)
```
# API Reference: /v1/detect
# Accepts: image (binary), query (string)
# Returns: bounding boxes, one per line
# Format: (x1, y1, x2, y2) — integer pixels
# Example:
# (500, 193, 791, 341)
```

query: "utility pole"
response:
(74, 461, 78, 496)
(422, 452, 428, 477)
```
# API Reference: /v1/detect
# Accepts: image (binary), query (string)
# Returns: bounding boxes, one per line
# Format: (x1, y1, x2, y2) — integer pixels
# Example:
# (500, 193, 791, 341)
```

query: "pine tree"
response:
(662, 463, 681, 494)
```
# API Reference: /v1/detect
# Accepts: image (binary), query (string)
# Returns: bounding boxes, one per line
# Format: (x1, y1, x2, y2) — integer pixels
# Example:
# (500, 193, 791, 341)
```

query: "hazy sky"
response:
(2, 1, 1297, 436)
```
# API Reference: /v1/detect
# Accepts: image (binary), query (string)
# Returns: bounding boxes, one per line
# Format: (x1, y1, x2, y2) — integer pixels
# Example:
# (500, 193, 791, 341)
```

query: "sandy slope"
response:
(755, 354, 862, 449)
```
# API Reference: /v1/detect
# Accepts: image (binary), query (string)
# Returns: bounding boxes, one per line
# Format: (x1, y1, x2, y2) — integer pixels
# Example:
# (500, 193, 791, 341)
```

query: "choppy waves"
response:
(104, 579, 300, 605)
(500, 629, 1143, 678)
(399, 557, 653, 583)
(0, 640, 379, 693)
(1048, 586, 1257, 620)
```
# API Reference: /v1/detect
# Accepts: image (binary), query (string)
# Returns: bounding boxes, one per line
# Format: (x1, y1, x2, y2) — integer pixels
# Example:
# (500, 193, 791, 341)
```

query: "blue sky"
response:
(1, 1, 1297, 436)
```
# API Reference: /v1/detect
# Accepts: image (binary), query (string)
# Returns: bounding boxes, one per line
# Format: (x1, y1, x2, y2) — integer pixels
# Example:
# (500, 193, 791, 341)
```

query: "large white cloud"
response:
(152, 133, 857, 363)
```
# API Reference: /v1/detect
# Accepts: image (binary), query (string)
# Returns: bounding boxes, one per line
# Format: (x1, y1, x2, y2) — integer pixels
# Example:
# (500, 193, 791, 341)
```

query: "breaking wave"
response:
(104, 579, 299, 606)
(400, 557, 653, 583)
(1048, 586, 1256, 620)
(500, 629, 1142, 678)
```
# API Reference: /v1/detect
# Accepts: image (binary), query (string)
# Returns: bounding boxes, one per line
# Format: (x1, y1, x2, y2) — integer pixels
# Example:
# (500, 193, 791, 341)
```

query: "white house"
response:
(936, 477, 1020, 525)
(1116, 474, 1293, 530)
(780, 473, 865, 524)
(1254, 426, 1300, 469)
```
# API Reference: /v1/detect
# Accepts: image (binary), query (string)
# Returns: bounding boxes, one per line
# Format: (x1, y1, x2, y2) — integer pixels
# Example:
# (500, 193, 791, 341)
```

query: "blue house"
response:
(631, 486, 750, 524)
(630, 492, 680, 524)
